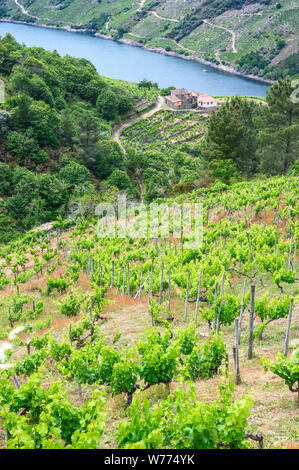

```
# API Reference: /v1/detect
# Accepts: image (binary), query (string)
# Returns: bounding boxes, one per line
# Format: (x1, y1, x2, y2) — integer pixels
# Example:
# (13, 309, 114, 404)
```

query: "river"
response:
(0, 21, 269, 97)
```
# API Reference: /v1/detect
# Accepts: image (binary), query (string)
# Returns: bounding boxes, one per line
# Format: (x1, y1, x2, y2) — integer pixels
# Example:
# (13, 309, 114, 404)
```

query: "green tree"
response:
(107, 169, 131, 190)
(0, 110, 10, 142)
(74, 111, 101, 164)
(6, 131, 39, 161)
(0, 163, 13, 195)
(92, 139, 124, 179)
(9, 94, 33, 131)
(59, 109, 75, 149)
(96, 89, 119, 120)
(59, 162, 92, 190)
(0, 34, 22, 75)
(116, 92, 134, 115)
(203, 97, 259, 178)
(256, 77, 299, 173)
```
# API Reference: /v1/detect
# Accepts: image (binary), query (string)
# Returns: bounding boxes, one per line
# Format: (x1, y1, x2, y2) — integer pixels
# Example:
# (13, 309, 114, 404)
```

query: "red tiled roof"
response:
(198, 95, 217, 103)
(165, 95, 181, 103)
(171, 88, 190, 96)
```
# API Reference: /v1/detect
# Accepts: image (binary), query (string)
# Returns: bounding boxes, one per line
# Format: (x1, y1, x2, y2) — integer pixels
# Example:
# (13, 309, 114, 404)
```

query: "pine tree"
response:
(74, 111, 100, 164)
(203, 97, 259, 177)
(256, 76, 299, 174)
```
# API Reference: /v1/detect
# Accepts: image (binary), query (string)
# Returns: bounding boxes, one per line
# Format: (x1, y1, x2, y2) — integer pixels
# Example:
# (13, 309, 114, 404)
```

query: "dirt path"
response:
(137, 0, 146, 12)
(203, 19, 237, 53)
(112, 95, 164, 151)
(172, 39, 195, 54)
(14, 0, 39, 19)
(151, 11, 179, 22)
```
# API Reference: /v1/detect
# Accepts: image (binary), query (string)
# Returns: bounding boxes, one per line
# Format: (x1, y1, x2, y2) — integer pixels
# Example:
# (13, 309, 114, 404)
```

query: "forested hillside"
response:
(0, 34, 160, 242)
(1, 0, 299, 79)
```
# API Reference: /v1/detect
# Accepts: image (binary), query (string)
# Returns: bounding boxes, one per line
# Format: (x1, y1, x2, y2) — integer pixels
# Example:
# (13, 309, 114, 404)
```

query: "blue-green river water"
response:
(0, 21, 270, 97)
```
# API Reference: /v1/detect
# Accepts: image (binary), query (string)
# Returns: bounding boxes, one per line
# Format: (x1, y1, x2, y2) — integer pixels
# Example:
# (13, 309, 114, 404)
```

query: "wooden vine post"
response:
(287, 235, 293, 271)
(117, 263, 122, 292)
(184, 269, 190, 321)
(121, 265, 126, 298)
(168, 268, 171, 312)
(194, 270, 202, 324)
(78, 383, 82, 400)
(148, 260, 153, 304)
(246, 232, 254, 261)
(248, 284, 255, 360)
(138, 266, 143, 302)
(211, 281, 218, 330)
(215, 271, 225, 333)
(127, 263, 130, 297)
(284, 297, 294, 357)
(111, 260, 114, 288)
(238, 278, 247, 345)
(150, 299, 154, 326)
(215, 300, 222, 334)
(233, 317, 241, 385)
(159, 259, 164, 305)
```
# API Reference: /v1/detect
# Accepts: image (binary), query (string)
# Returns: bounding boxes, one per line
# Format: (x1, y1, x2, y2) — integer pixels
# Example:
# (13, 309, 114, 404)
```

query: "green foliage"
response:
(110, 358, 139, 395)
(0, 163, 13, 196)
(256, 77, 299, 174)
(0, 372, 106, 449)
(117, 378, 253, 449)
(261, 348, 299, 394)
(98, 346, 121, 384)
(255, 294, 291, 322)
(59, 294, 81, 317)
(45, 276, 71, 295)
(203, 97, 259, 179)
(15, 350, 47, 377)
(183, 334, 226, 380)
(59, 162, 92, 190)
(0, 35, 149, 239)
(137, 329, 178, 386)
(107, 169, 132, 190)
(202, 294, 240, 327)
(175, 324, 198, 356)
(96, 88, 120, 121)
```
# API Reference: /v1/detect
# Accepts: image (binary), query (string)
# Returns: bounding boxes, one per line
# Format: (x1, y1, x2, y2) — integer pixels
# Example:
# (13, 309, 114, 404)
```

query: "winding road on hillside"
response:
(137, 0, 147, 12)
(203, 19, 237, 53)
(151, 11, 179, 22)
(112, 95, 164, 151)
(14, 0, 39, 19)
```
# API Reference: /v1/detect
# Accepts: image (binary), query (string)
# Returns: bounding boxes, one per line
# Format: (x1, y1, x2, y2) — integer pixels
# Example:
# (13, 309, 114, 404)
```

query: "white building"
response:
(196, 93, 218, 111)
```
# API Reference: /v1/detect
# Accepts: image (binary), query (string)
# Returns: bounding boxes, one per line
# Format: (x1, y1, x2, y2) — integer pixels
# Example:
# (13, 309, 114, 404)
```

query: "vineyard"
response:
(0, 174, 298, 449)
(120, 110, 208, 156)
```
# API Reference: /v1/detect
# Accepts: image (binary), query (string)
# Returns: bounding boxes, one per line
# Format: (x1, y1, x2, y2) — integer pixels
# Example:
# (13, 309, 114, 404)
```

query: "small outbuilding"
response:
(165, 88, 218, 112)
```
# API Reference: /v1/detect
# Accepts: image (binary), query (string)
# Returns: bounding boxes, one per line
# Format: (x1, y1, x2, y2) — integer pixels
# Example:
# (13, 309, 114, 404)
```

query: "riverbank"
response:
(0, 18, 274, 85)
(98, 34, 274, 85)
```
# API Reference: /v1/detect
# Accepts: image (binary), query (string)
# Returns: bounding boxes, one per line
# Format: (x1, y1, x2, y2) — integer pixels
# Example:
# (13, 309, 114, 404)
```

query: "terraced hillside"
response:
(0, 174, 298, 449)
(120, 110, 208, 156)
(1, 0, 299, 80)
